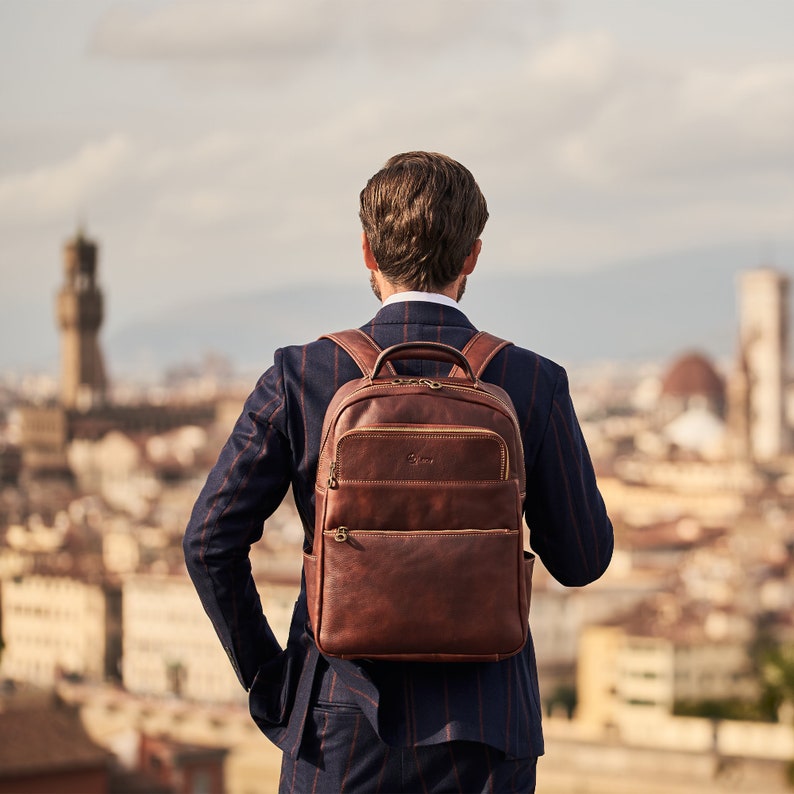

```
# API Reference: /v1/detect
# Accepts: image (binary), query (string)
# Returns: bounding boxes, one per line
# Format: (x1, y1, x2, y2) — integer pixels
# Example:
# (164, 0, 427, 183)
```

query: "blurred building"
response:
(576, 597, 757, 731)
(656, 350, 728, 459)
(0, 691, 112, 794)
(121, 572, 299, 705)
(728, 267, 790, 462)
(17, 230, 216, 480)
(0, 574, 122, 687)
(119, 734, 227, 794)
(0, 441, 22, 485)
(619, 265, 792, 468)
(121, 574, 245, 704)
(659, 351, 726, 420)
(56, 230, 107, 411)
(529, 556, 665, 695)
(0, 688, 228, 794)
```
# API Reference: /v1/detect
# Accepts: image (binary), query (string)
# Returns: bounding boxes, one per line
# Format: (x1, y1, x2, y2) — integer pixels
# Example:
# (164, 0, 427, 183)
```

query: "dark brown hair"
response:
(359, 152, 489, 291)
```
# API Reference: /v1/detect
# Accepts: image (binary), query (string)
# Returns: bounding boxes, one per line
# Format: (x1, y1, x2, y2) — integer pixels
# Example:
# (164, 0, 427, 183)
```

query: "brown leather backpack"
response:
(304, 329, 534, 662)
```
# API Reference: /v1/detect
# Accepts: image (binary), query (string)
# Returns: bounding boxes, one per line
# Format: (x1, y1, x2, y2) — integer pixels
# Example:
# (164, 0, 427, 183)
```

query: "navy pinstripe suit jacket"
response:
(184, 300, 613, 761)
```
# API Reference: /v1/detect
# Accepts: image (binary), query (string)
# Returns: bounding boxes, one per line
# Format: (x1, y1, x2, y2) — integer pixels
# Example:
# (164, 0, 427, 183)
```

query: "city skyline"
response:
(3, 243, 794, 791)
(2, 1, 794, 372)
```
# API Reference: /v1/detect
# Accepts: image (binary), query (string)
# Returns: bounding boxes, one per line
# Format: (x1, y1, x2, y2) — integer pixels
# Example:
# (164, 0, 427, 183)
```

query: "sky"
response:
(2, 0, 794, 371)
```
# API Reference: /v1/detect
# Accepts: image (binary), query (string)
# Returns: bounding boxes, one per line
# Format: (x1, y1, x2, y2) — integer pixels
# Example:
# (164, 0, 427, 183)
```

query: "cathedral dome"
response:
(661, 351, 725, 403)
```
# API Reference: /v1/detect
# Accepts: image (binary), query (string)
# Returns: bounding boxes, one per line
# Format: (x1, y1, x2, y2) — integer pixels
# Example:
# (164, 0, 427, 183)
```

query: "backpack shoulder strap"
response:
(320, 329, 397, 377)
(448, 331, 512, 379)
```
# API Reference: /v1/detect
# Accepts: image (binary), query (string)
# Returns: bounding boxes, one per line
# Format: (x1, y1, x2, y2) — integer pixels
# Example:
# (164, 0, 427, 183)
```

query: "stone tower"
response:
(56, 230, 107, 410)
(731, 268, 789, 462)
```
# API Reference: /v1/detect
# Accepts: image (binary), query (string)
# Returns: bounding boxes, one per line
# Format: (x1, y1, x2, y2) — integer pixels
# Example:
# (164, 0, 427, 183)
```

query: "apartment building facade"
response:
(0, 574, 121, 686)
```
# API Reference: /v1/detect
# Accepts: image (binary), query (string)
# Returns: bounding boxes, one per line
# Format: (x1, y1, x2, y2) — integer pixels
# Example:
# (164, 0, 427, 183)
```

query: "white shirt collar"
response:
(381, 291, 459, 309)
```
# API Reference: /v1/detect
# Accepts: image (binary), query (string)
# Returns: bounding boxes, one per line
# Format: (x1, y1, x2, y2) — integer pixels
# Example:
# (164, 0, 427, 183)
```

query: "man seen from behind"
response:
(183, 151, 614, 793)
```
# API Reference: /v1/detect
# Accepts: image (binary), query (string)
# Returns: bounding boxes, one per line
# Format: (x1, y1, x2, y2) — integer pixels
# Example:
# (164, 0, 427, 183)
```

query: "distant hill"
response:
(107, 243, 794, 378)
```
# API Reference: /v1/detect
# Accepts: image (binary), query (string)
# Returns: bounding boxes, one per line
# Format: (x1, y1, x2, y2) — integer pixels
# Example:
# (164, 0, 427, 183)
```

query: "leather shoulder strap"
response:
(320, 329, 397, 377)
(448, 331, 512, 379)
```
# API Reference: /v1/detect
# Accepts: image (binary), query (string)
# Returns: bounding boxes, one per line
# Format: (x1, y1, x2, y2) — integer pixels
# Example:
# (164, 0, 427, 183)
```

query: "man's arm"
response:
(183, 359, 291, 689)
(524, 368, 613, 587)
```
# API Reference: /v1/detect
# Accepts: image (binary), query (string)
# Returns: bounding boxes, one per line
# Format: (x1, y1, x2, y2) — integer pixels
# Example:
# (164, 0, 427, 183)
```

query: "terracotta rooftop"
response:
(0, 691, 110, 777)
(610, 592, 748, 645)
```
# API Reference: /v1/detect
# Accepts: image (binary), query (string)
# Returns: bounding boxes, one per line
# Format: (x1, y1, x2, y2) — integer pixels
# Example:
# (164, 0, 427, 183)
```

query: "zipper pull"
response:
(334, 526, 349, 542)
(328, 461, 338, 489)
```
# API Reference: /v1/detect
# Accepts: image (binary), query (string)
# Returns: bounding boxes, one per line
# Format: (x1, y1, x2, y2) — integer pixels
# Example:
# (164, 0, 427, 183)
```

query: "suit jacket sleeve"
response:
(183, 351, 291, 689)
(524, 366, 613, 587)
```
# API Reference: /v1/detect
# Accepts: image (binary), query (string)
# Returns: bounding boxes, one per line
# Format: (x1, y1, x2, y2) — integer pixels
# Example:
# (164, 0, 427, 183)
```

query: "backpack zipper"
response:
(327, 527, 515, 544)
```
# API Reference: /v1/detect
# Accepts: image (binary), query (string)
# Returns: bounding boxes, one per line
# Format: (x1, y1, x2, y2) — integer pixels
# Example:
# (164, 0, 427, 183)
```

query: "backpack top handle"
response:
(371, 341, 476, 382)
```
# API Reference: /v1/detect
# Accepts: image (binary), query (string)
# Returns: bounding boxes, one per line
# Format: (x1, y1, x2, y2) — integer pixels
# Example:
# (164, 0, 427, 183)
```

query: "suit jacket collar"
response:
(366, 300, 477, 331)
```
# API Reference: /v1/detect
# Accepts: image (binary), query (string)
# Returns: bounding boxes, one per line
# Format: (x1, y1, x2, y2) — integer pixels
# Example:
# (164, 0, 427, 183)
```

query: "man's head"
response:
(359, 152, 489, 296)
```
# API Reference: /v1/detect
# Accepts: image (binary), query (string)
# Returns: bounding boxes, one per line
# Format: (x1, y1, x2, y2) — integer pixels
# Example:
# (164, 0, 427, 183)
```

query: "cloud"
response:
(403, 30, 794, 271)
(537, 47, 794, 189)
(9, 21, 794, 281)
(90, 1, 333, 61)
(0, 135, 134, 222)
(526, 29, 617, 88)
(0, 128, 274, 230)
(88, 0, 539, 81)
(456, 31, 794, 211)
(138, 131, 251, 181)
(7, 12, 794, 298)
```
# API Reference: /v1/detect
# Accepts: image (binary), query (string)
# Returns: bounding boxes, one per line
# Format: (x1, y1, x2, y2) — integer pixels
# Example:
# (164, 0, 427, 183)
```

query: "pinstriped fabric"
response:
(198, 391, 282, 563)
(514, 662, 533, 757)
(400, 677, 409, 746)
(549, 411, 590, 567)
(299, 345, 309, 473)
(184, 300, 612, 787)
(442, 675, 452, 743)
(340, 713, 362, 792)
(344, 681, 377, 710)
(446, 742, 462, 792)
(476, 667, 486, 743)
(309, 711, 327, 794)
(337, 665, 378, 709)
(374, 746, 390, 793)
(504, 660, 513, 751)
(496, 342, 509, 385)
(403, 675, 416, 746)
(412, 747, 429, 794)
(279, 702, 538, 793)
(188, 363, 290, 686)
(328, 668, 338, 701)
(482, 743, 495, 794)
(552, 399, 605, 573)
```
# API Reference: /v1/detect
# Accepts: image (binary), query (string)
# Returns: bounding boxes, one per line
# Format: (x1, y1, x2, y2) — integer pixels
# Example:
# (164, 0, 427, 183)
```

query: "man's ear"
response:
(462, 239, 482, 276)
(362, 232, 379, 272)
